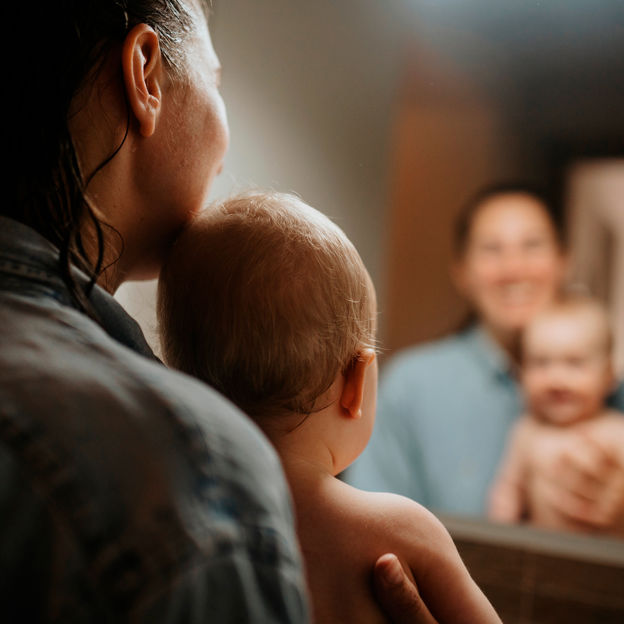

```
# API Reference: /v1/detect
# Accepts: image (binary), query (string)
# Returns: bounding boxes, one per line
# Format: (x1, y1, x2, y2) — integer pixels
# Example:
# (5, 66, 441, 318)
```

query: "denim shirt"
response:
(0, 217, 309, 623)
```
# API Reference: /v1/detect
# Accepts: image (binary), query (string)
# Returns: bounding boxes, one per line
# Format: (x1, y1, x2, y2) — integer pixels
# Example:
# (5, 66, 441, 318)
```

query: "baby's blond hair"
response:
(157, 191, 376, 419)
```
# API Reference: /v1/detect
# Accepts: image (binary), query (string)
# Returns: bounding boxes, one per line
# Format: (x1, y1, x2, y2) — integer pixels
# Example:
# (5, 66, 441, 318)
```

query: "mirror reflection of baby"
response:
(489, 294, 624, 533)
(157, 191, 500, 623)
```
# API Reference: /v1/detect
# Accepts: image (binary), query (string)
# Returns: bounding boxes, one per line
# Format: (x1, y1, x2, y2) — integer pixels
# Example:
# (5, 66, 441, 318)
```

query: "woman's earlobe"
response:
(121, 24, 163, 137)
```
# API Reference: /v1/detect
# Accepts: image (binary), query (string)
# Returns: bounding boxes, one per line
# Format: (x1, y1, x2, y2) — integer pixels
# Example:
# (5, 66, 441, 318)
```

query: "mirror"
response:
(382, 1, 624, 353)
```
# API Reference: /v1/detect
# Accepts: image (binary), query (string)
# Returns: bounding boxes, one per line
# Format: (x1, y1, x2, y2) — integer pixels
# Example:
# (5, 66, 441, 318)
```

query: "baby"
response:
(157, 191, 500, 623)
(489, 294, 624, 533)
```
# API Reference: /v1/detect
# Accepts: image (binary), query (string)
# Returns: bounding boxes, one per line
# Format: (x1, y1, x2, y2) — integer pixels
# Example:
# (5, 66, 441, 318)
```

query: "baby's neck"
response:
(269, 429, 338, 482)
(533, 405, 613, 428)
(260, 401, 349, 480)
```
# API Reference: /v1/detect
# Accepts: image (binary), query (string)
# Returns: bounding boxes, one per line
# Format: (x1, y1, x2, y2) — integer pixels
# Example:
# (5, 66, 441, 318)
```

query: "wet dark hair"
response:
(6, 1, 195, 314)
(452, 181, 565, 259)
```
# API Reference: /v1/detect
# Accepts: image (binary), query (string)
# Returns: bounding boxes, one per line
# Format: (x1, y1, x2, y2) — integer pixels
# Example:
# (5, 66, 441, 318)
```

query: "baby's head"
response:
(158, 191, 377, 459)
(521, 294, 614, 426)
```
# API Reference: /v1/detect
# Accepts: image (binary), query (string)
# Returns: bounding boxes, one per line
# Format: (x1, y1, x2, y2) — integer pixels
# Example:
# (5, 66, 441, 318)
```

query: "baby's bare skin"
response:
(263, 350, 500, 623)
(491, 297, 624, 535)
(284, 460, 500, 623)
(490, 410, 624, 533)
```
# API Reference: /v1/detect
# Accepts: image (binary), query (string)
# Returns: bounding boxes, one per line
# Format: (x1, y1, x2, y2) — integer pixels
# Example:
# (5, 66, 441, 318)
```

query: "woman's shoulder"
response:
(1, 288, 286, 502)
(0, 294, 308, 622)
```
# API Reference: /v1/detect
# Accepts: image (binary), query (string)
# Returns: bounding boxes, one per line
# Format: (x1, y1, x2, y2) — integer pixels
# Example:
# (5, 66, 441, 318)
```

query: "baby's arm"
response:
(488, 417, 531, 523)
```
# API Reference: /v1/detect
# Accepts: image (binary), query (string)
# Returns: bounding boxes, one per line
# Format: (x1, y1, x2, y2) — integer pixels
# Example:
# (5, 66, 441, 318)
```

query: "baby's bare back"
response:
(294, 480, 406, 623)
(291, 475, 500, 623)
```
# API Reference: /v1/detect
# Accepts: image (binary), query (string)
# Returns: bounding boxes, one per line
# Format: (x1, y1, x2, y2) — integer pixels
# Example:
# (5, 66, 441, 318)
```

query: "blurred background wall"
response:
(117, 0, 624, 364)
(117, 0, 410, 352)
(381, 0, 624, 356)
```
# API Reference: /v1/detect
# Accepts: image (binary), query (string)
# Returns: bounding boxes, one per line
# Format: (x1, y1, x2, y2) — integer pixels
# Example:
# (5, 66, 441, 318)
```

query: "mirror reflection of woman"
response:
(349, 184, 624, 535)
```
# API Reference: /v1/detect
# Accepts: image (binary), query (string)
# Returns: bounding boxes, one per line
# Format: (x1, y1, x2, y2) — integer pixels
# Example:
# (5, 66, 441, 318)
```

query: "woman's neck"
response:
(78, 210, 129, 294)
(483, 323, 523, 366)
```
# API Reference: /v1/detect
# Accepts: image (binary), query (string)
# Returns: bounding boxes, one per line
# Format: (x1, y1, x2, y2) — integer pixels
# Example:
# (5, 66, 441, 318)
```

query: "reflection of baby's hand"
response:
(544, 431, 624, 536)
(488, 481, 523, 523)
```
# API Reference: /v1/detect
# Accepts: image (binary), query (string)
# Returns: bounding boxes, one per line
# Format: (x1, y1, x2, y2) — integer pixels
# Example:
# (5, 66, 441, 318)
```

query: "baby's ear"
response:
(339, 348, 376, 420)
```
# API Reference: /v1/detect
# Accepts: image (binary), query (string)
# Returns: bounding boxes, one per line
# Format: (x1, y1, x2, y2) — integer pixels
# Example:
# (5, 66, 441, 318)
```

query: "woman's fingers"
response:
(557, 433, 617, 493)
(543, 432, 624, 533)
(373, 553, 439, 624)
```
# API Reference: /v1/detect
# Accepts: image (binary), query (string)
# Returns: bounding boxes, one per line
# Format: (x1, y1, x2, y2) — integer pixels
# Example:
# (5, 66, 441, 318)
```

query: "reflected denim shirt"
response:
(0, 217, 309, 623)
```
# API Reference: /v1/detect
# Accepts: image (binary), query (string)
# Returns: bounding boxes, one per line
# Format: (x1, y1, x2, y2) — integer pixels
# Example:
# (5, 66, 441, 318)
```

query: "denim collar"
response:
(0, 216, 157, 360)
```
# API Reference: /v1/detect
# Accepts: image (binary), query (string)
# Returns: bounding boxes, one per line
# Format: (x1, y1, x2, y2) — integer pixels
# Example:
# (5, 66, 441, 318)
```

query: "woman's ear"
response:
(339, 348, 376, 420)
(121, 24, 164, 137)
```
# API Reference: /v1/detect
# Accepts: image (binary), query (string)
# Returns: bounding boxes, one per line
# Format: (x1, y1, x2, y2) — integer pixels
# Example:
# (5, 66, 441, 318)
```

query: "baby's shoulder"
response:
(343, 487, 456, 560)
(354, 489, 434, 520)
(508, 414, 541, 440)
(583, 409, 624, 440)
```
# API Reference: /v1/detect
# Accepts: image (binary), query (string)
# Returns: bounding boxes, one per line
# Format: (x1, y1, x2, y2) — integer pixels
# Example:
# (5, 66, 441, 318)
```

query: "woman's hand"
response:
(541, 432, 624, 535)
(373, 554, 439, 623)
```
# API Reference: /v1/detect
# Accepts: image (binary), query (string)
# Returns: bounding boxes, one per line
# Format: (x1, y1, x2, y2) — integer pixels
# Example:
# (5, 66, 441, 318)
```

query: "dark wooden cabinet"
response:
(443, 515, 624, 623)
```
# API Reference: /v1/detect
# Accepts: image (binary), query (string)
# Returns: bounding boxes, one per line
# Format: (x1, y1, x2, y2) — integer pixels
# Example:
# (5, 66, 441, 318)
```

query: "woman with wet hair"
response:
(1, 1, 432, 621)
